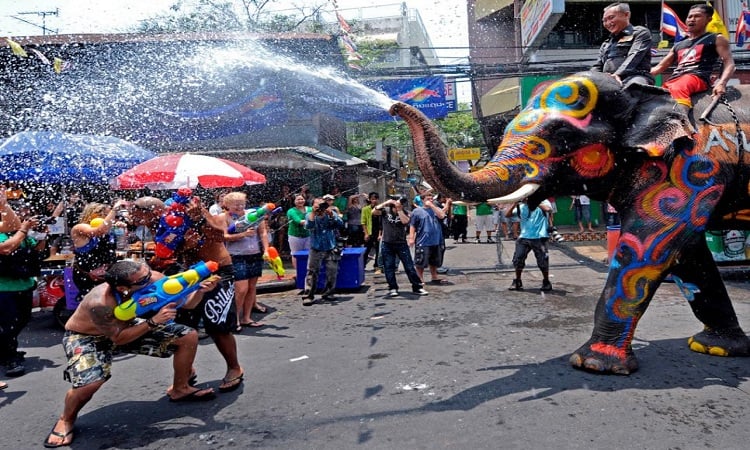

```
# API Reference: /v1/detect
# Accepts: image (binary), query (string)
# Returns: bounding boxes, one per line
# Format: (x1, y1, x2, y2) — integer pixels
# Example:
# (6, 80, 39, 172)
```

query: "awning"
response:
(480, 77, 520, 117)
(475, 0, 514, 20)
(197, 146, 367, 171)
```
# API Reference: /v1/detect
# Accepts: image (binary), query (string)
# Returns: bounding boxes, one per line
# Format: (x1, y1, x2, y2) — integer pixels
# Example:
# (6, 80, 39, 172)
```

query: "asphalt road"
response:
(2, 239, 749, 449)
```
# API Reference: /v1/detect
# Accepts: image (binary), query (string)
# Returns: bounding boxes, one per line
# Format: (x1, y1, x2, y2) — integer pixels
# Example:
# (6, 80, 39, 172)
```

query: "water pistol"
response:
(228, 202, 282, 233)
(263, 246, 285, 279)
(154, 187, 196, 259)
(113, 260, 220, 321)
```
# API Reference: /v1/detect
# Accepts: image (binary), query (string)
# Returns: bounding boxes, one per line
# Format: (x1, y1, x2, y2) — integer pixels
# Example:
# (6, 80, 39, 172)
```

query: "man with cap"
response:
(409, 195, 446, 284)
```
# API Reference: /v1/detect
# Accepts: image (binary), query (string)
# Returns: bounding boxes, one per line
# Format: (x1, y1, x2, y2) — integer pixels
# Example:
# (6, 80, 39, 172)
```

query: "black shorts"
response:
(176, 265, 237, 334)
(413, 245, 443, 268)
(511, 238, 549, 271)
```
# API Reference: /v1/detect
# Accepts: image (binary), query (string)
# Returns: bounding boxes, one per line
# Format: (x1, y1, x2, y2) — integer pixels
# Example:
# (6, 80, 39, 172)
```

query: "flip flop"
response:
(188, 372, 197, 387)
(169, 387, 216, 402)
(218, 373, 244, 393)
(252, 303, 268, 314)
(240, 321, 265, 328)
(0, 381, 7, 390)
(43, 426, 74, 448)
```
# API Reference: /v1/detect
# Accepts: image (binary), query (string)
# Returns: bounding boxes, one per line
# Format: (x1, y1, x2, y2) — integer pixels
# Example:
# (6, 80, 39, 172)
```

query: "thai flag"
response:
(662, 3, 688, 42)
(736, 9, 750, 47)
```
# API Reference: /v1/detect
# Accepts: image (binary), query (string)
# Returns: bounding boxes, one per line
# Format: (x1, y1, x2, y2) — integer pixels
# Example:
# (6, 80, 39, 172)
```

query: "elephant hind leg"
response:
(671, 238, 750, 357)
(569, 340, 639, 375)
(688, 327, 750, 357)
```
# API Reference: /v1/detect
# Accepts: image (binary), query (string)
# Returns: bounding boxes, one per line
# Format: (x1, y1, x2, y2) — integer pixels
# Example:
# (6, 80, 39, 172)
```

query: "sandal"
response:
(43, 421, 75, 448)
(169, 387, 216, 402)
(218, 373, 244, 393)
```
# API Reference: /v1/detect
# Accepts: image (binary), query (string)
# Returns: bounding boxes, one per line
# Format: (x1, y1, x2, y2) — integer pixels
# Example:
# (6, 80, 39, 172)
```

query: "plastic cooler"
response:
(293, 247, 365, 290)
(64, 266, 80, 309)
(606, 225, 620, 264)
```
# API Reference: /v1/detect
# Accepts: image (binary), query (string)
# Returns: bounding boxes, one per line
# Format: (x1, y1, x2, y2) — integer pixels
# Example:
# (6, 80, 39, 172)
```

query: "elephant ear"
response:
(620, 83, 695, 157)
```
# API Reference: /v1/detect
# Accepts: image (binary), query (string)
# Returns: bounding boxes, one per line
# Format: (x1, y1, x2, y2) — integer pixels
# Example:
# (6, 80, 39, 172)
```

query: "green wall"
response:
(553, 196, 603, 227)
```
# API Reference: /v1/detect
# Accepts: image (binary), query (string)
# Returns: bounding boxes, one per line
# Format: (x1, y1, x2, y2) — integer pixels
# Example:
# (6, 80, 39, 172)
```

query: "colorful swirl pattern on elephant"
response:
(390, 71, 750, 375)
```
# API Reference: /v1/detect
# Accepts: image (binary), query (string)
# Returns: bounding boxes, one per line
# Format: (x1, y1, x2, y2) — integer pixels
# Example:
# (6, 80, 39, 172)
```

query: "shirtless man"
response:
(44, 260, 218, 448)
(131, 194, 245, 394)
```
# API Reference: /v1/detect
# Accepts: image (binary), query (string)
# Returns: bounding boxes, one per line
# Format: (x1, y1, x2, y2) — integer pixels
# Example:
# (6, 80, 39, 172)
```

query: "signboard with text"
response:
(520, 0, 565, 55)
(448, 147, 481, 161)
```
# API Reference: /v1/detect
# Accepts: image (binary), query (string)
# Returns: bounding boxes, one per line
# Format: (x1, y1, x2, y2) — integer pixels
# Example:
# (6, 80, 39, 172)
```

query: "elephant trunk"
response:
(389, 102, 526, 202)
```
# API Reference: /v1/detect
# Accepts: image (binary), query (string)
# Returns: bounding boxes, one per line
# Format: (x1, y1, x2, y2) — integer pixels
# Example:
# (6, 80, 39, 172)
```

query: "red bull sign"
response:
(370, 76, 451, 120)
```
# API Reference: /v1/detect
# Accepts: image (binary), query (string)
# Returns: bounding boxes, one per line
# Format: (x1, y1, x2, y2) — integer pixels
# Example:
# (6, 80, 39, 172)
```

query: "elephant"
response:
(390, 70, 750, 375)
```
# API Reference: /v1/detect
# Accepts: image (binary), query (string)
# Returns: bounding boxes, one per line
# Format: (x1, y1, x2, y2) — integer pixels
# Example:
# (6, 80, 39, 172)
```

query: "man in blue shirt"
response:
(505, 199, 554, 291)
(409, 196, 446, 284)
(303, 198, 344, 305)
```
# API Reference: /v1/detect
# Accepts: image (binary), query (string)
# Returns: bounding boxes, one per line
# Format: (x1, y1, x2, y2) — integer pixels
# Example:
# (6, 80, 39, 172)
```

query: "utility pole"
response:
(13, 8, 59, 35)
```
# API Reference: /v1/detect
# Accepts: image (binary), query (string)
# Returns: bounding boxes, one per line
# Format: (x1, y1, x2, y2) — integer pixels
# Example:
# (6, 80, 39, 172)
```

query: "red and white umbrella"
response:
(113, 153, 266, 189)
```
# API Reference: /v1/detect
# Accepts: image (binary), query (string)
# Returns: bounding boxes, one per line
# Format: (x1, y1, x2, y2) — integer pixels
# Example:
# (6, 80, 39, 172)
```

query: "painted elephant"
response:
(390, 71, 750, 375)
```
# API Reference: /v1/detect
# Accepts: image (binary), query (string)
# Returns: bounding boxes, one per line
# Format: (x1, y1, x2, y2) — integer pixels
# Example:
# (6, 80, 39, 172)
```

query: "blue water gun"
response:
(228, 202, 283, 233)
(113, 260, 219, 321)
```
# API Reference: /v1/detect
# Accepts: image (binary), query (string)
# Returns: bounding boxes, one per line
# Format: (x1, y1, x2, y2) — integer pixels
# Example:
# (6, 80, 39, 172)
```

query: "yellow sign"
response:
(448, 147, 481, 161)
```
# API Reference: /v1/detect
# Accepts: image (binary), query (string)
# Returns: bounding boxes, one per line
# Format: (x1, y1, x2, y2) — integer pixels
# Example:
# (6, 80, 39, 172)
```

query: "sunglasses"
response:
(128, 269, 152, 287)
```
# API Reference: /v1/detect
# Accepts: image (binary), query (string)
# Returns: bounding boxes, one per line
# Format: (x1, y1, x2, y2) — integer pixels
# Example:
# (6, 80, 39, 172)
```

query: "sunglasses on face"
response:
(128, 269, 152, 287)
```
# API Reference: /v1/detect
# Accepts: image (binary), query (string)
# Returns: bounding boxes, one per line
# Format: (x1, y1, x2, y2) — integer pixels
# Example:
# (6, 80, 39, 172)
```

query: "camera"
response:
(549, 226, 565, 242)
(35, 215, 58, 225)
(317, 202, 330, 212)
(389, 196, 407, 206)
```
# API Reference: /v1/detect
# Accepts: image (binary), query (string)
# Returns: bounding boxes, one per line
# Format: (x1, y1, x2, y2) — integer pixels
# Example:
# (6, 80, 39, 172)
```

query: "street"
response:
(2, 238, 749, 449)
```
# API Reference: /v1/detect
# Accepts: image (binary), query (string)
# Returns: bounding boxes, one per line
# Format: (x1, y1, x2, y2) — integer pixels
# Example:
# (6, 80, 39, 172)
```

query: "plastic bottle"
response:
(114, 225, 128, 250)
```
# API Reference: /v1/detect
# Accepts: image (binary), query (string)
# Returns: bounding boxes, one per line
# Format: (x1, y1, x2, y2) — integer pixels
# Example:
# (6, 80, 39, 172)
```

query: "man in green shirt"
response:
(474, 202, 495, 243)
(450, 202, 468, 243)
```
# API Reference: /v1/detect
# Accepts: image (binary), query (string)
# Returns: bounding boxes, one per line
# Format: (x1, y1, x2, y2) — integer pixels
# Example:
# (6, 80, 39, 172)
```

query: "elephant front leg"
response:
(671, 239, 750, 357)
(569, 261, 665, 375)
(569, 296, 642, 375)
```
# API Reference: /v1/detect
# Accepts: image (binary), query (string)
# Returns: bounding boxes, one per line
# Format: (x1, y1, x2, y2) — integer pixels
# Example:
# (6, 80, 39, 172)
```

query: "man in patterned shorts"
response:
(44, 260, 218, 448)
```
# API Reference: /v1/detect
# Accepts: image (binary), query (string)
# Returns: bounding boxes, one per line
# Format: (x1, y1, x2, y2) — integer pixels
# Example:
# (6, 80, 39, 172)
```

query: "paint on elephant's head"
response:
(484, 74, 622, 186)
(390, 71, 694, 204)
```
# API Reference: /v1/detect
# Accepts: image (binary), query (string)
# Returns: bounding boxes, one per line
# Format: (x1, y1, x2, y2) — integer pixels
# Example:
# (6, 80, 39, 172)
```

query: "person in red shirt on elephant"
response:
(651, 3, 735, 113)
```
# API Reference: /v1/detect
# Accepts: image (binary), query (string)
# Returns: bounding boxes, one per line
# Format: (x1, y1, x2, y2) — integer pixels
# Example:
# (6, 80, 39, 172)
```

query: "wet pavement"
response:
(3, 236, 750, 449)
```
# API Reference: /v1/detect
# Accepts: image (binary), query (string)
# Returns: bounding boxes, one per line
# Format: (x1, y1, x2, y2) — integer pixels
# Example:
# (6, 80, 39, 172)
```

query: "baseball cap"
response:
(323, 194, 335, 200)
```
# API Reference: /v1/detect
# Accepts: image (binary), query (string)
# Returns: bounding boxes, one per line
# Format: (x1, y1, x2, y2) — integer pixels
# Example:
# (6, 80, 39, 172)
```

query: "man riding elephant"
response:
(651, 3, 735, 116)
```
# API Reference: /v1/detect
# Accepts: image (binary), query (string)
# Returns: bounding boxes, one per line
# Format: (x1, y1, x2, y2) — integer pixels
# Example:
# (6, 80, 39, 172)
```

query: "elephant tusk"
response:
(487, 184, 541, 204)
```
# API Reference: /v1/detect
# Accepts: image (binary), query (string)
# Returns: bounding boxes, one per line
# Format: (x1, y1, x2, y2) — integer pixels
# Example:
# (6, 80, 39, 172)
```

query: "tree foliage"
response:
(346, 105, 484, 160)
(134, 0, 327, 33)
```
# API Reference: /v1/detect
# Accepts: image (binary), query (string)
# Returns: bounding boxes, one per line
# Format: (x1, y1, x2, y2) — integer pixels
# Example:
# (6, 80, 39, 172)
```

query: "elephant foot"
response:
(569, 341, 638, 375)
(687, 327, 750, 357)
